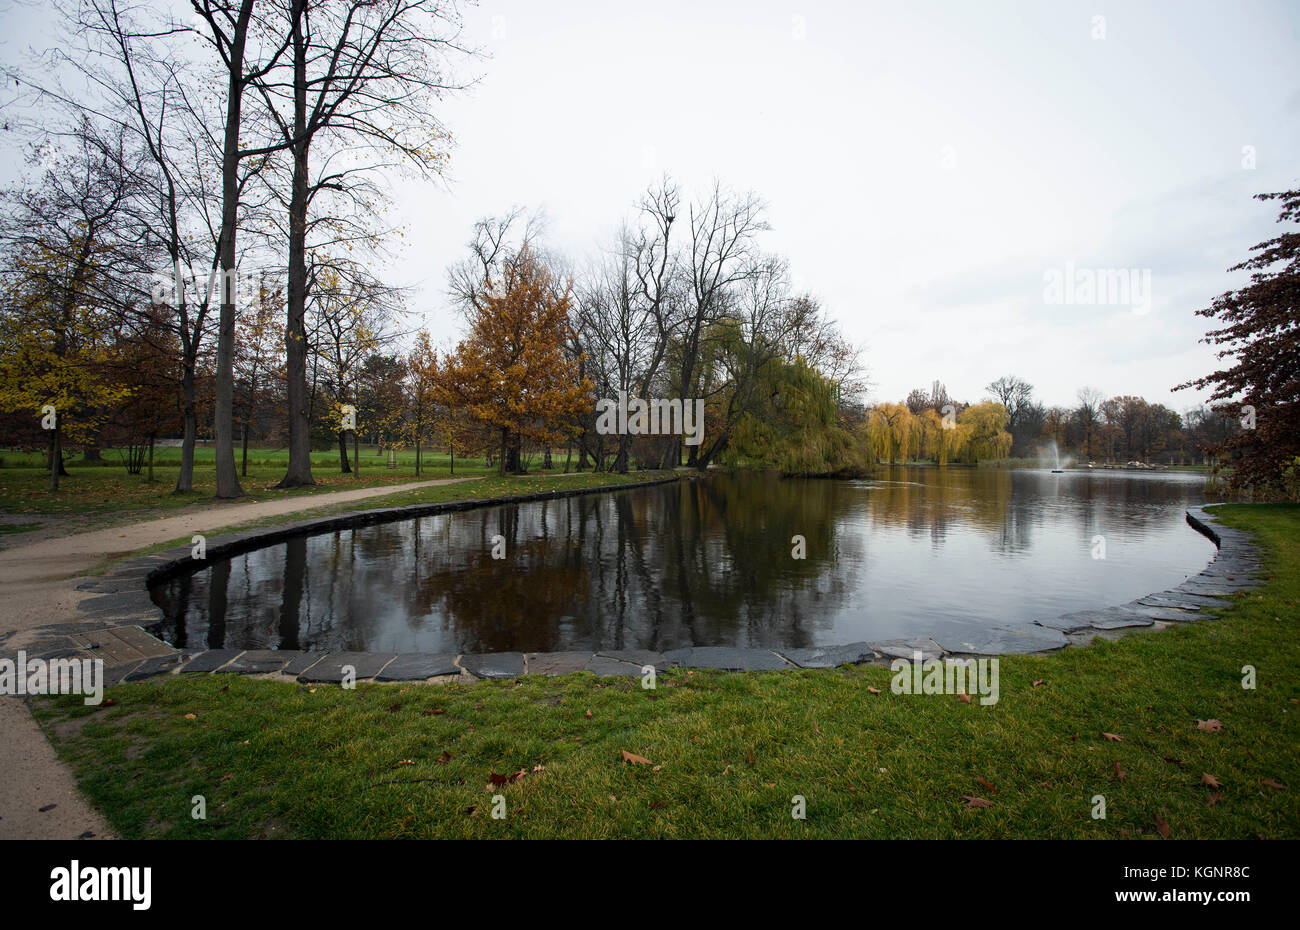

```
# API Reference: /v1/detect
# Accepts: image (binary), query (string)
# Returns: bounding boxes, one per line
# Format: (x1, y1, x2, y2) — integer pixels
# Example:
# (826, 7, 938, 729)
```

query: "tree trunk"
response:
(277, 0, 315, 489)
(212, 0, 255, 500)
(338, 430, 351, 473)
(49, 422, 60, 492)
(174, 366, 197, 493)
(147, 434, 156, 483)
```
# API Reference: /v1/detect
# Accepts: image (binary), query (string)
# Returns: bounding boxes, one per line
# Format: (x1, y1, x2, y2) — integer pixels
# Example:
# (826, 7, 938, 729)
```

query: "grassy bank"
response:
(31, 504, 1300, 839)
(0, 446, 560, 514)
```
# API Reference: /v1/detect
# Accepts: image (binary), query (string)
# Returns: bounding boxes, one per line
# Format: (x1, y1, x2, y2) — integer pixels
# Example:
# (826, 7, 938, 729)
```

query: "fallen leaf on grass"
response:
(1207, 793, 1223, 807)
(975, 776, 998, 794)
(1154, 811, 1171, 838)
(1102, 732, 1123, 742)
(584, 709, 592, 719)
(1201, 773, 1221, 788)
(396, 759, 415, 766)
(99, 699, 116, 707)
(1261, 778, 1287, 790)
(183, 713, 197, 720)
(867, 686, 882, 694)
(957, 692, 972, 704)
(422, 708, 444, 716)
(1032, 679, 1046, 687)
(1114, 761, 1126, 782)
(960, 796, 993, 808)
(488, 770, 526, 787)
(387, 703, 402, 713)
(649, 801, 667, 810)
(621, 749, 652, 765)
(1196, 719, 1224, 733)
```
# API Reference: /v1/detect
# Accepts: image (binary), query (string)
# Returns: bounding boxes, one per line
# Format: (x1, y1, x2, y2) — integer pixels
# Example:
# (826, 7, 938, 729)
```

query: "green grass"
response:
(31, 503, 1300, 839)
(0, 445, 559, 514)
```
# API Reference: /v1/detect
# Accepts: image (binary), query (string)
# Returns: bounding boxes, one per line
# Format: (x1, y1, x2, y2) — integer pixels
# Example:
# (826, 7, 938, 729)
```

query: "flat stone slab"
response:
(123, 654, 185, 681)
(221, 650, 297, 675)
(282, 652, 325, 676)
(584, 655, 643, 677)
(297, 652, 396, 683)
(869, 638, 944, 662)
(102, 662, 143, 687)
(525, 652, 593, 676)
(374, 653, 461, 681)
(932, 623, 1068, 655)
(460, 652, 526, 680)
(595, 650, 670, 671)
(1189, 573, 1260, 587)
(179, 649, 243, 674)
(779, 642, 875, 669)
(71, 626, 175, 665)
(1120, 602, 1202, 623)
(1139, 591, 1231, 609)
(1038, 607, 1156, 632)
(662, 647, 794, 671)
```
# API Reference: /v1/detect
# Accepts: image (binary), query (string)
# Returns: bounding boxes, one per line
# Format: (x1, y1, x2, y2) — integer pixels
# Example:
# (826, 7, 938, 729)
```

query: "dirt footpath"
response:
(0, 475, 480, 839)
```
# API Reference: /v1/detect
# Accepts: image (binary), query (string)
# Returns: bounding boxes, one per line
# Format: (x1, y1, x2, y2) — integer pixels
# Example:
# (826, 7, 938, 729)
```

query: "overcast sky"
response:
(5, 0, 1299, 412)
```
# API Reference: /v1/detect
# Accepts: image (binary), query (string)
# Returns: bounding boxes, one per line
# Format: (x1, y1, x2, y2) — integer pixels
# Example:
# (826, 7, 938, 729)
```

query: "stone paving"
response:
(0, 505, 1262, 688)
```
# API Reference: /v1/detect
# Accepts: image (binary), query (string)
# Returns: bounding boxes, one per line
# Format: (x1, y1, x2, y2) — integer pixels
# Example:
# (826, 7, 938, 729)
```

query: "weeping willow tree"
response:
(723, 356, 871, 476)
(955, 401, 1013, 463)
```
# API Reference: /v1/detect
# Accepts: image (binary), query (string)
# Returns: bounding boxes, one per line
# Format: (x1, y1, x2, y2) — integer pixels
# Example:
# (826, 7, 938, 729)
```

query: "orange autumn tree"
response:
(436, 247, 592, 475)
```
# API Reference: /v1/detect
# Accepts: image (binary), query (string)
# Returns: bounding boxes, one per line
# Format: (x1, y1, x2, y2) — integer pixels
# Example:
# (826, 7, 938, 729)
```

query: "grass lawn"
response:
(0, 445, 564, 514)
(31, 503, 1300, 839)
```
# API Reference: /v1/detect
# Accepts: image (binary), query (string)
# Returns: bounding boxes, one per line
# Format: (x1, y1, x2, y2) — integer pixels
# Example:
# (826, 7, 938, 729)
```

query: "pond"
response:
(150, 468, 1216, 654)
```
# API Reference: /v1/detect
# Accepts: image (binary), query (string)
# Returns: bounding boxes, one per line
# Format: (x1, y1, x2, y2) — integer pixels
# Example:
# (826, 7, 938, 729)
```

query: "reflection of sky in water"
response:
(152, 468, 1215, 654)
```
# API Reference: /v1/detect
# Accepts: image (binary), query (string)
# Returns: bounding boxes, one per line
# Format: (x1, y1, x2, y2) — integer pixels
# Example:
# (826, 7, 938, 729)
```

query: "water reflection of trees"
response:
(152, 469, 1206, 653)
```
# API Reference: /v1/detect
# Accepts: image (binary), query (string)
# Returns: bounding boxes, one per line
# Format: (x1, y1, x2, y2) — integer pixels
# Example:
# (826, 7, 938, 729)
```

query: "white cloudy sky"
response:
(5, 0, 1299, 412)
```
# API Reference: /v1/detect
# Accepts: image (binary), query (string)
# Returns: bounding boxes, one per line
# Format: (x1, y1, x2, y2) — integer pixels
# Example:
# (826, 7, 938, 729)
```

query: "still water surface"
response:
(151, 468, 1215, 654)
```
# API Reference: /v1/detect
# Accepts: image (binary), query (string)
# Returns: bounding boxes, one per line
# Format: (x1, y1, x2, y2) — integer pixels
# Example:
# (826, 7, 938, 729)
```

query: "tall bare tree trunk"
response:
(278, 0, 315, 488)
(212, 0, 255, 500)
(174, 355, 198, 492)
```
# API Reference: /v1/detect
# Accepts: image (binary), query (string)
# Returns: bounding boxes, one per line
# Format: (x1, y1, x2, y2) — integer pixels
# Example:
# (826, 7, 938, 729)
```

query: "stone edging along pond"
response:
(0, 489, 1265, 687)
